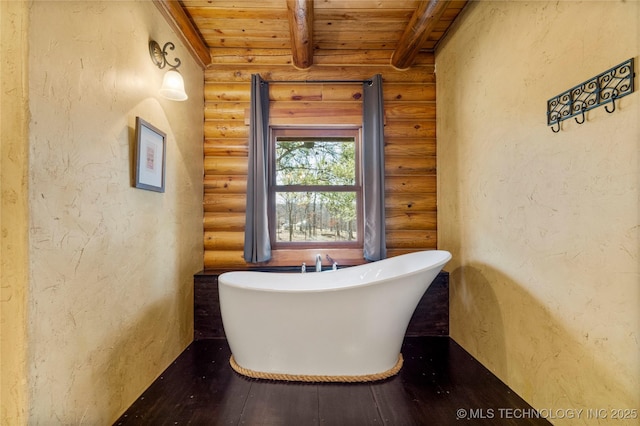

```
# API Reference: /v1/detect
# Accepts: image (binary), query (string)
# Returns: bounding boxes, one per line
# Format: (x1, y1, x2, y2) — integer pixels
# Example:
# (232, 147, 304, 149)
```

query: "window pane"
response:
(275, 191, 357, 243)
(275, 137, 355, 186)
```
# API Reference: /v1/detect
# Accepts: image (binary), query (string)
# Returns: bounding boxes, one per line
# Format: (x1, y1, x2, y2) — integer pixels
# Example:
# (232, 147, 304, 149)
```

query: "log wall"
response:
(203, 52, 437, 270)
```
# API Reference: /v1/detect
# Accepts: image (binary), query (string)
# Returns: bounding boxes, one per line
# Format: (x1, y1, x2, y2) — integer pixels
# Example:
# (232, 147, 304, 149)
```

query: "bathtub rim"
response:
(218, 250, 451, 293)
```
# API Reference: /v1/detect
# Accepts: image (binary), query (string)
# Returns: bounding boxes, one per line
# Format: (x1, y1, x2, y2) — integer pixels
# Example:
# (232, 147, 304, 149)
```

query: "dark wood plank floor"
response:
(114, 337, 550, 426)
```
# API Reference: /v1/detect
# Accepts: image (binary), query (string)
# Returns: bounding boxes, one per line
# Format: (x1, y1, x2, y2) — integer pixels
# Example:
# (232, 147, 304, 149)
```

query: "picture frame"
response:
(134, 117, 166, 193)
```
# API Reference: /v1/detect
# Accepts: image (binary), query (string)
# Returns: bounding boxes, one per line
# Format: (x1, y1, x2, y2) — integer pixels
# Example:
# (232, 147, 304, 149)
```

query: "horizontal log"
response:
(204, 231, 245, 250)
(385, 211, 437, 231)
(383, 83, 436, 102)
(205, 103, 431, 127)
(277, 85, 365, 101)
(268, 116, 362, 126)
(240, 84, 435, 107)
(204, 122, 248, 139)
(204, 212, 246, 232)
(386, 230, 437, 249)
(270, 84, 323, 102)
(314, 50, 433, 66)
(204, 65, 435, 84)
(384, 102, 436, 120)
(270, 101, 362, 115)
(203, 193, 246, 213)
(385, 192, 437, 211)
(385, 176, 437, 193)
(205, 83, 362, 103)
(204, 82, 435, 103)
(206, 48, 434, 67)
(204, 139, 248, 157)
(204, 250, 249, 270)
(204, 157, 247, 175)
(245, 102, 364, 125)
(385, 138, 436, 157)
(384, 120, 436, 139)
(386, 155, 436, 175)
(203, 175, 247, 193)
(316, 84, 363, 102)
(204, 83, 250, 101)
(205, 102, 249, 121)
(268, 83, 377, 102)
(267, 102, 362, 120)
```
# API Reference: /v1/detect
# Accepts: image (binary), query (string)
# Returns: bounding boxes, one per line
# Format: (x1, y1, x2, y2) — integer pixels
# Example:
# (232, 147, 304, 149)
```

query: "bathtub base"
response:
(229, 354, 404, 383)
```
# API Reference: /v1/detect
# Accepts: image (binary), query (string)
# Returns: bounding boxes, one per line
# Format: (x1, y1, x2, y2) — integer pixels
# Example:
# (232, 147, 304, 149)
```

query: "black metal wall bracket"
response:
(547, 58, 635, 133)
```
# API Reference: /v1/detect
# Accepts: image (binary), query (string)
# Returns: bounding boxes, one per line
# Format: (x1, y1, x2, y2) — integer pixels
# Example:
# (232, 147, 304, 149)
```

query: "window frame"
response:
(268, 127, 363, 249)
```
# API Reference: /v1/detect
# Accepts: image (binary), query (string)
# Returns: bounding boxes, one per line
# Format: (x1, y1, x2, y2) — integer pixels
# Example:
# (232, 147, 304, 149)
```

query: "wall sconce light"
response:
(149, 40, 188, 101)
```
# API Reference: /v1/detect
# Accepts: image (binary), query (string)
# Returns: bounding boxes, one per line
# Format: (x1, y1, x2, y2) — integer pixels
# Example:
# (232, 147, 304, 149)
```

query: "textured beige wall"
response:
(437, 1, 639, 423)
(25, 1, 203, 423)
(1, 0, 30, 424)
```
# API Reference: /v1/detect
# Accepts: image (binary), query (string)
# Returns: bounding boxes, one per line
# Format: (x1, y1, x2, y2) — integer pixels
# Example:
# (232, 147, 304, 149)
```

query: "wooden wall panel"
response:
(203, 54, 437, 270)
(204, 139, 247, 157)
(203, 176, 247, 194)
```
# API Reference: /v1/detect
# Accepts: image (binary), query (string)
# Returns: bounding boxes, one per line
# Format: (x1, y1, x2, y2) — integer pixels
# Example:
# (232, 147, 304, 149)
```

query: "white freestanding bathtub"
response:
(218, 250, 451, 382)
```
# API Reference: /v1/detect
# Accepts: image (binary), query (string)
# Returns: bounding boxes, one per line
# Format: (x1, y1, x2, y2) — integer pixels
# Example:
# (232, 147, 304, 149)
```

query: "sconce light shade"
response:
(159, 69, 188, 101)
(149, 40, 188, 101)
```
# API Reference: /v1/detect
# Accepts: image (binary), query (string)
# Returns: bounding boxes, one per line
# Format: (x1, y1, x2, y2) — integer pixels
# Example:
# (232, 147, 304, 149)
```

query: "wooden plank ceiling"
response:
(163, 0, 468, 69)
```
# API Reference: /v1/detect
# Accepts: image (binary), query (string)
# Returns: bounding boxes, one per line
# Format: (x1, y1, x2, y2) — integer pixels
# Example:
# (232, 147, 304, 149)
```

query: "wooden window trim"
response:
(269, 127, 363, 250)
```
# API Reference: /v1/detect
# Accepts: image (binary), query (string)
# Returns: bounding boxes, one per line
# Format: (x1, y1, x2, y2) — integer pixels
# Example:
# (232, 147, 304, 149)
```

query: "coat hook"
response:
(574, 106, 586, 124)
(605, 95, 617, 113)
(551, 120, 561, 133)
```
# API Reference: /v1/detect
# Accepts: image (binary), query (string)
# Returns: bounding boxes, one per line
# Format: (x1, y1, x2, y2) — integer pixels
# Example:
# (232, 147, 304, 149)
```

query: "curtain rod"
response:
(261, 79, 373, 85)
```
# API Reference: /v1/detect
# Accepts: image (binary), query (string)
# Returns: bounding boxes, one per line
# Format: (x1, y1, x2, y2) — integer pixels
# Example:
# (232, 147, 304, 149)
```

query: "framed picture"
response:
(135, 117, 166, 193)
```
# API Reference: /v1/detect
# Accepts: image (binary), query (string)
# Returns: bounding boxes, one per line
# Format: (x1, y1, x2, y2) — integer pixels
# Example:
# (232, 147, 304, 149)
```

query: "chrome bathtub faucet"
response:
(315, 254, 322, 272)
(326, 254, 338, 270)
(301, 262, 306, 273)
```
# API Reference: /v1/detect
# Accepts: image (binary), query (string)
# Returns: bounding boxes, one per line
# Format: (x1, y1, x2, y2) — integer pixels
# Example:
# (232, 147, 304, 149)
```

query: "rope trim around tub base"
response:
(229, 354, 403, 383)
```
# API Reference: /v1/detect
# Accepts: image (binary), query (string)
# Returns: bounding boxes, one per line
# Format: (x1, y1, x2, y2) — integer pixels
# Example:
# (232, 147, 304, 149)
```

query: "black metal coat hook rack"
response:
(547, 58, 635, 133)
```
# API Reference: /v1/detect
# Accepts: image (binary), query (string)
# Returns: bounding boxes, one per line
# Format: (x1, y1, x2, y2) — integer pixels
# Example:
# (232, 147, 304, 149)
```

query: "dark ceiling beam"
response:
(153, 0, 211, 69)
(391, 0, 450, 70)
(287, 0, 314, 69)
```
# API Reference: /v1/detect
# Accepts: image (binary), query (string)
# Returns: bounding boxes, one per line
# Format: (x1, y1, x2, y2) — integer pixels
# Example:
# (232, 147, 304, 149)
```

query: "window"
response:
(269, 128, 362, 248)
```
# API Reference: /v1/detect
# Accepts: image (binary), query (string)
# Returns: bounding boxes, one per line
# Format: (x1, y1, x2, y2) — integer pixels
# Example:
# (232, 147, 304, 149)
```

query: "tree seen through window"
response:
(271, 130, 361, 246)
